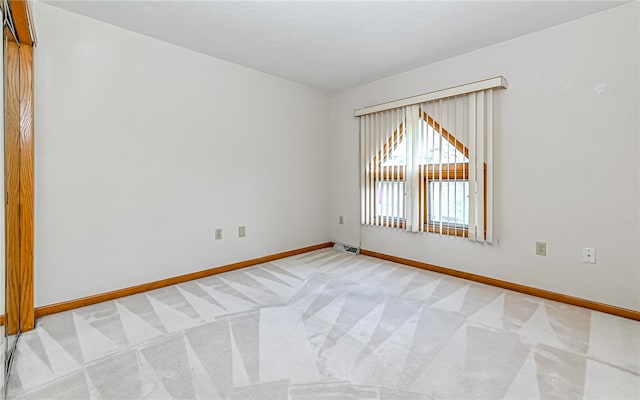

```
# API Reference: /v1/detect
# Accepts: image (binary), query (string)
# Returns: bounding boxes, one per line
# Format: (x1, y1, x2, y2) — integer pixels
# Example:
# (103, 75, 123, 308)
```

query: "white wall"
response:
(34, 3, 330, 307)
(329, 3, 640, 310)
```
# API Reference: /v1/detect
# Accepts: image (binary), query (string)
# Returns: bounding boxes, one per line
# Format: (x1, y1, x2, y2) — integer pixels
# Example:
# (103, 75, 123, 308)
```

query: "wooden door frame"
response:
(5, 0, 35, 334)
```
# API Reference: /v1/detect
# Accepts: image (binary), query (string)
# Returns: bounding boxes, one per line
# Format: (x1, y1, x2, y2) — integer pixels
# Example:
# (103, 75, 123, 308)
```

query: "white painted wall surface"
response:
(329, 3, 640, 310)
(33, 3, 330, 307)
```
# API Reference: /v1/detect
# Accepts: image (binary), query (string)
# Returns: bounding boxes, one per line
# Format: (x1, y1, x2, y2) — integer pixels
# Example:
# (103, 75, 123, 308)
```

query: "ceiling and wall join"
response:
(46, 0, 625, 92)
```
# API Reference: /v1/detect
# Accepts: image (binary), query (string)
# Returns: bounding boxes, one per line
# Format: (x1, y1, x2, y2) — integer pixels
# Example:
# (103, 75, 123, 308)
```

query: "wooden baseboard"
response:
(0, 315, 5, 326)
(360, 249, 640, 321)
(34, 242, 333, 319)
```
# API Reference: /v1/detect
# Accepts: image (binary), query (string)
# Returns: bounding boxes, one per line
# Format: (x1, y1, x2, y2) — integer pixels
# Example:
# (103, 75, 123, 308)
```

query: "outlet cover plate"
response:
(536, 242, 546, 256)
(583, 248, 596, 264)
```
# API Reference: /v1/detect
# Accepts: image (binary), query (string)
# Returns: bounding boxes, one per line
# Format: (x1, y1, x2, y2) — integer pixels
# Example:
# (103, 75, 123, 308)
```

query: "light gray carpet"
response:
(8, 249, 640, 399)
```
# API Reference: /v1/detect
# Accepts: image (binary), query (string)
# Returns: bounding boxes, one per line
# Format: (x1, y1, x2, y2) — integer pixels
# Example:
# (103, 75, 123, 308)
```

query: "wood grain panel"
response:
(34, 242, 333, 318)
(19, 44, 34, 331)
(5, 38, 21, 335)
(4, 0, 37, 334)
(360, 249, 640, 321)
(8, 1, 34, 45)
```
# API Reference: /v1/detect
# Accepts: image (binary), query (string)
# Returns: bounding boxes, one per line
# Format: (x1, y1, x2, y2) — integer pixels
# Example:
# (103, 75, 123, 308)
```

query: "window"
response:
(359, 79, 503, 242)
(428, 181, 469, 226)
(374, 180, 404, 221)
(372, 115, 477, 237)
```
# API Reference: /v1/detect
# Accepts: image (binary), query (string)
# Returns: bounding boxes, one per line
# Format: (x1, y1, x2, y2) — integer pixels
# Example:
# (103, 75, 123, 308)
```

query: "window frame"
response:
(370, 111, 487, 238)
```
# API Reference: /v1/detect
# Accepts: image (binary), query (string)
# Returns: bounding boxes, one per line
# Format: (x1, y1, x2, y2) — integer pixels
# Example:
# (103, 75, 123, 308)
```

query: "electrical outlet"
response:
(238, 226, 246, 238)
(583, 248, 596, 264)
(215, 228, 222, 240)
(339, 216, 344, 225)
(536, 241, 546, 256)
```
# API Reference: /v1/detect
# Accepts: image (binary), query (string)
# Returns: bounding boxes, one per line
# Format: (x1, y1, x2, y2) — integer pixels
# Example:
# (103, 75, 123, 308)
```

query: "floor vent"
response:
(333, 243, 360, 255)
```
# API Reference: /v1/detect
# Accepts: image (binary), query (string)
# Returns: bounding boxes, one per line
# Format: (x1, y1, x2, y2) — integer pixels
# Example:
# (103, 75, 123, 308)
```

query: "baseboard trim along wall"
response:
(34, 242, 333, 319)
(360, 249, 640, 321)
(32, 242, 639, 322)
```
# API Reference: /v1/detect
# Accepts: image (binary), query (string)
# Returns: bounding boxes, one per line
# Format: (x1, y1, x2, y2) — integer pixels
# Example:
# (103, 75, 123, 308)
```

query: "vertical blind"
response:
(359, 84, 501, 243)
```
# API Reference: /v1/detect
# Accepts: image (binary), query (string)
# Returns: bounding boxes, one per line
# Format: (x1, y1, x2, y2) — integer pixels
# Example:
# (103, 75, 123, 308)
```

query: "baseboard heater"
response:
(333, 242, 360, 255)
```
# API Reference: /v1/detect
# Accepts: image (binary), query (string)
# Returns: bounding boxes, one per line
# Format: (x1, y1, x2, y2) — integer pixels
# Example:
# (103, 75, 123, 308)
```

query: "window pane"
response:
(381, 144, 405, 167)
(425, 122, 468, 164)
(428, 181, 469, 226)
(375, 180, 404, 219)
(381, 120, 468, 167)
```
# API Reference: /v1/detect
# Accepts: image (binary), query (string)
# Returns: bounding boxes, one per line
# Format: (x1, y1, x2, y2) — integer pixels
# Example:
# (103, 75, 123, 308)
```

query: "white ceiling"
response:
(46, 1, 626, 92)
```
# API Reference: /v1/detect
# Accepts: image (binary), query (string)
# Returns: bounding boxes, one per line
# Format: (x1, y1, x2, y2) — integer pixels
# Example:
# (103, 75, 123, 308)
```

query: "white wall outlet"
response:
(583, 248, 596, 264)
(215, 228, 222, 240)
(536, 241, 546, 256)
(339, 216, 344, 225)
(238, 225, 246, 238)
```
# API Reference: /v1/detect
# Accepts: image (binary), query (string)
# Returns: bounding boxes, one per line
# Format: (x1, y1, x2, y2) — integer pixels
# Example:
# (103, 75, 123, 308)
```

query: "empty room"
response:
(0, 0, 638, 399)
